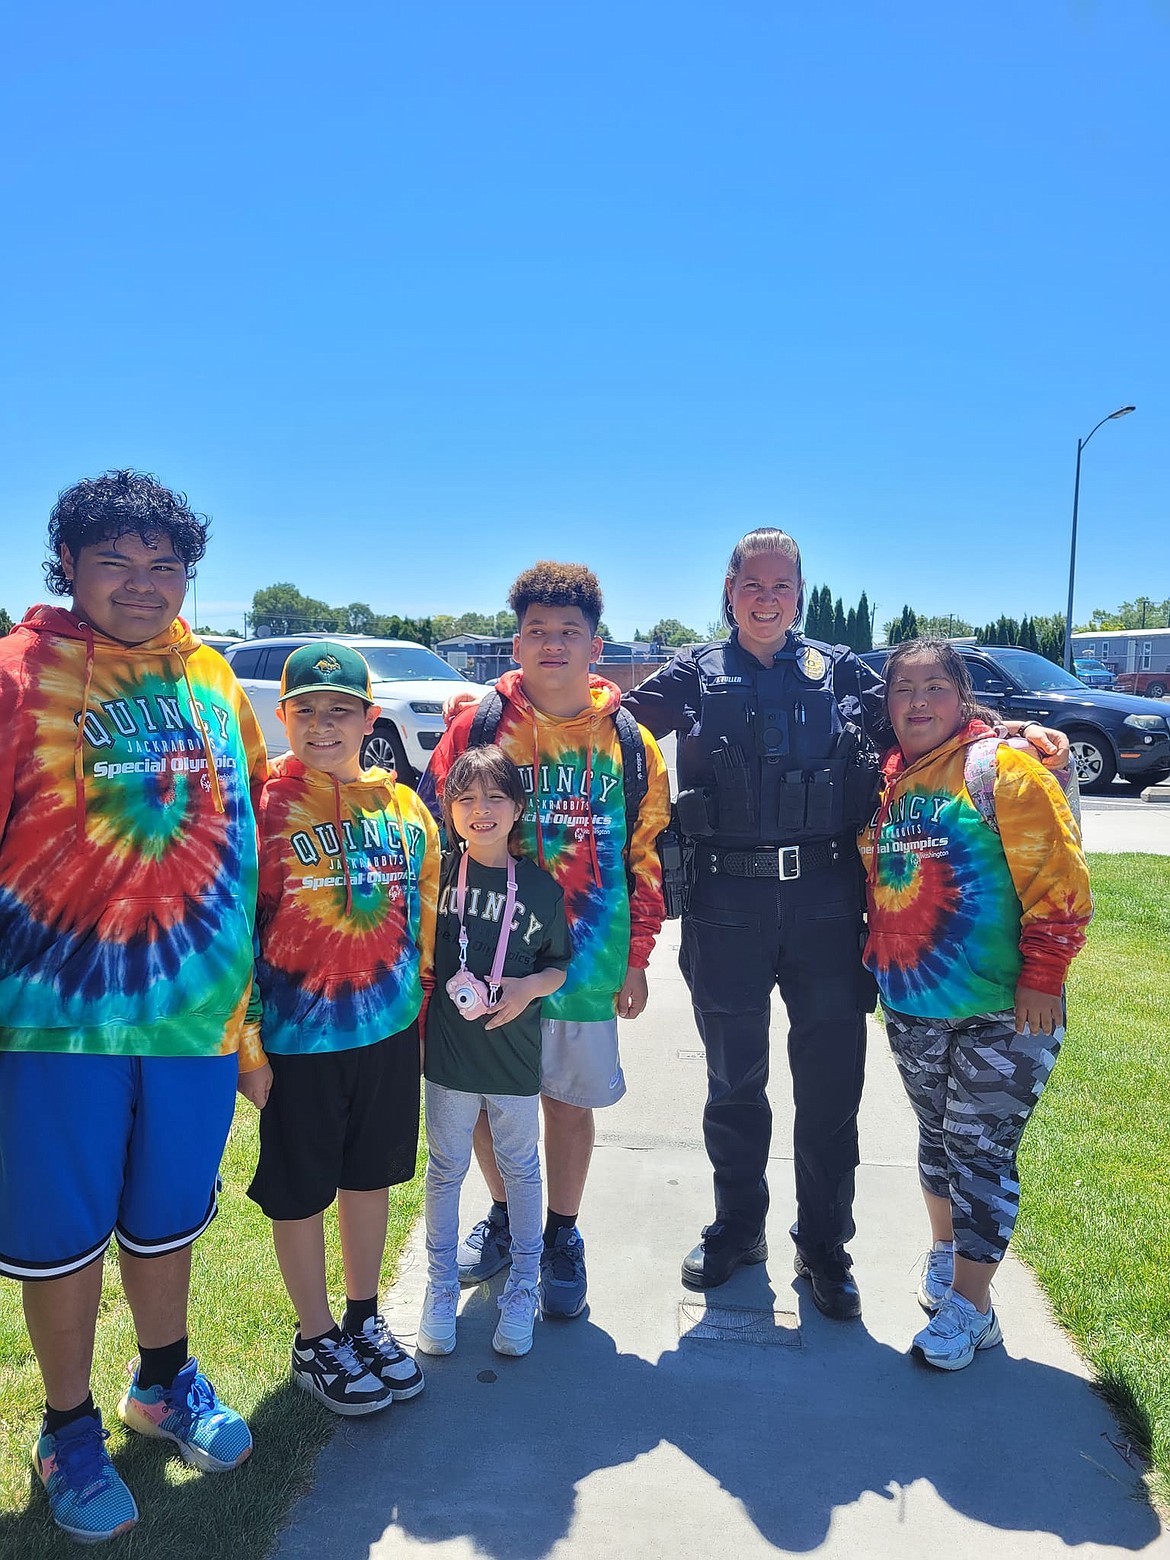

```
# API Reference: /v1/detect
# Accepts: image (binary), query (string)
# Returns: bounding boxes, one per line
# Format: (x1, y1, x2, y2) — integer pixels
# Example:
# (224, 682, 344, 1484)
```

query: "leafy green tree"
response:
(0, 607, 14, 636)
(251, 583, 338, 635)
(1082, 597, 1170, 631)
(704, 619, 730, 640)
(650, 617, 701, 648)
(916, 614, 974, 639)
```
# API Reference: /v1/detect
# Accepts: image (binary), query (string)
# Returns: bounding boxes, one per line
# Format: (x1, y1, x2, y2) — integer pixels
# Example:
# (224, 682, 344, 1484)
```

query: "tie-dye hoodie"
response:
(421, 670, 670, 1022)
(859, 720, 1092, 1019)
(248, 753, 439, 1058)
(0, 606, 266, 1058)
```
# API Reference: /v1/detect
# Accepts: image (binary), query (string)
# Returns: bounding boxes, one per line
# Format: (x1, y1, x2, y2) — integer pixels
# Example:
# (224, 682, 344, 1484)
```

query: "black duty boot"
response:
(681, 1223, 768, 1290)
(793, 1250, 862, 1320)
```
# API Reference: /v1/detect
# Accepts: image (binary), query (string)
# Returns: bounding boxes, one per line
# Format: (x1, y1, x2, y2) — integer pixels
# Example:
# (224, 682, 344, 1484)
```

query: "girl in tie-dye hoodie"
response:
(858, 638, 1091, 1373)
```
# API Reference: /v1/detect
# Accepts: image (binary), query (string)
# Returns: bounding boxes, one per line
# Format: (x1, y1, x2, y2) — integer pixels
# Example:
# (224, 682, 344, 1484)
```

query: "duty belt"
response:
(697, 839, 846, 881)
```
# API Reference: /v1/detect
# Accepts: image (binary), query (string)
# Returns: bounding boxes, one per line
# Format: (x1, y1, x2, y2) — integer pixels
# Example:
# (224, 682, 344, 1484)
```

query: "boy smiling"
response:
(0, 470, 266, 1543)
(240, 642, 439, 1415)
(421, 561, 670, 1319)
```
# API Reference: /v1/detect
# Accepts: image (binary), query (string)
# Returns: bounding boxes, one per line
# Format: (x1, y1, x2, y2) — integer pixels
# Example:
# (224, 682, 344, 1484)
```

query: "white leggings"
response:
(424, 1081, 542, 1290)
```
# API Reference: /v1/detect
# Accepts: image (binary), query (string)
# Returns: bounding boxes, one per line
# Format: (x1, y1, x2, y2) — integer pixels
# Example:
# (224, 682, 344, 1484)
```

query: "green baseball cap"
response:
(279, 642, 373, 704)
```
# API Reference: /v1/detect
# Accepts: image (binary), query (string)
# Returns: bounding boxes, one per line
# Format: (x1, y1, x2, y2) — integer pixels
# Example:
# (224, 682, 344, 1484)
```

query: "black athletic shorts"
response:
(247, 1026, 421, 1221)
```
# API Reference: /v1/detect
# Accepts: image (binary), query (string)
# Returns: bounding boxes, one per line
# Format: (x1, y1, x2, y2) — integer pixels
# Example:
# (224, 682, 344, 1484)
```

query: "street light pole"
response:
(1063, 405, 1135, 670)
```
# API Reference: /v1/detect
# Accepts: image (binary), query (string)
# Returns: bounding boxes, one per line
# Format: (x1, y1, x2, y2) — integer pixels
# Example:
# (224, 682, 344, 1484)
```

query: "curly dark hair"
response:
(508, 561, 603, 634)
(44, 470, 210, 596)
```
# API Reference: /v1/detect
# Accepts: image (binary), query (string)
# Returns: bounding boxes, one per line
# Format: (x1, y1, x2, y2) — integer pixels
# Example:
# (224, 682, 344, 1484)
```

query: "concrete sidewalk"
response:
(274, 924, 1166, 1560)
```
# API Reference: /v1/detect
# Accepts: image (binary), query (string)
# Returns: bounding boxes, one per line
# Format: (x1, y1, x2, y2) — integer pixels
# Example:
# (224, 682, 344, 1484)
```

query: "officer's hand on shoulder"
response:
(442, 689, 480, 726)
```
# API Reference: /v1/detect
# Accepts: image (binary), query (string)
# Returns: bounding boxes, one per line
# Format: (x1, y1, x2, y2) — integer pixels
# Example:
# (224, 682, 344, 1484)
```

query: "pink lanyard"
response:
(455, 849, 518, 1004)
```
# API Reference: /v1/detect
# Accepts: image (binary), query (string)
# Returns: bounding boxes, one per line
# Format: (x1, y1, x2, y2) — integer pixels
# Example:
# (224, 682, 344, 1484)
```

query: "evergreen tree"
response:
(820, 586, 833, 636)
(803, 584, 821, 639)
(0, 607, 12, 636)
(845, 607, 857, 648)
(855, 591, 873, 652)
(832, 597, 847, 644)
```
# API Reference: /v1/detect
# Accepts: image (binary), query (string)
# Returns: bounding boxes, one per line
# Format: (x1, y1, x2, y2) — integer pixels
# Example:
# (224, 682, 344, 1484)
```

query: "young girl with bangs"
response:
(419, 745, 570, 1361)
(860, 639, 1092, 1371)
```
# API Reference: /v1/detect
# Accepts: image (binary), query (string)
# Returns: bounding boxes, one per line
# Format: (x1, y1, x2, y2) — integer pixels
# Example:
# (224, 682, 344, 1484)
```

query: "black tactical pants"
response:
(679, 854, 871, 1266)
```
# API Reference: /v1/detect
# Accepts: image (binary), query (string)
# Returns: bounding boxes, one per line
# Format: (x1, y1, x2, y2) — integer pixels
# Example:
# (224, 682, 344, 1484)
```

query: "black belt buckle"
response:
(778, 845, 801, 881)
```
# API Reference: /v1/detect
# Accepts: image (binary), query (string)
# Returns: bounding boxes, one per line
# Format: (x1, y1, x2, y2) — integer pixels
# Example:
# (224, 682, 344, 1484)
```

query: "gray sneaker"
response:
(457, 1208, 512, 1284)
(917, 1241, 954, 1312)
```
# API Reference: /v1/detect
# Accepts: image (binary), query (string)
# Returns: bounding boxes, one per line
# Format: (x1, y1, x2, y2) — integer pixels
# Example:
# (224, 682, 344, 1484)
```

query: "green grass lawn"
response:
(0, 1103, 424, 1560)
(1014, 852, 1170, 1512)
(2, 854, 1167, 1546)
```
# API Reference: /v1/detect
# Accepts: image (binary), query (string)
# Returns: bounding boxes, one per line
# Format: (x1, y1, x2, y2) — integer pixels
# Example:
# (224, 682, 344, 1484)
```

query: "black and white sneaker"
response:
(290, 1331, 394, 1416)
(343, 1314, 425, 1401)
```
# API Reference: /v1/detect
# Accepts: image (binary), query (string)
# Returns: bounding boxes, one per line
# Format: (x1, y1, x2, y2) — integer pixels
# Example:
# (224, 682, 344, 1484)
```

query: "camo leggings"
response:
(884, 1005, 1064, 1265)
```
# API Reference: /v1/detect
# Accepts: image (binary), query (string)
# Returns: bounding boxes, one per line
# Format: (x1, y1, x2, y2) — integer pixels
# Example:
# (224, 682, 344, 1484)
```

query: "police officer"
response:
(624, 528, 883, 1319)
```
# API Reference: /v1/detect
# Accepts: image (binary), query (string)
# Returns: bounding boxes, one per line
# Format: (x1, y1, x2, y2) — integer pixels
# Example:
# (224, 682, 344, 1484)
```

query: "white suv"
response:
(224, 635, 490, 786)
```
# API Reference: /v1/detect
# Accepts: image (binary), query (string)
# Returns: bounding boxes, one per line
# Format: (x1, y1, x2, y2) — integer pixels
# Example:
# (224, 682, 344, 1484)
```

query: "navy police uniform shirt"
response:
(624, 630, 884, 848)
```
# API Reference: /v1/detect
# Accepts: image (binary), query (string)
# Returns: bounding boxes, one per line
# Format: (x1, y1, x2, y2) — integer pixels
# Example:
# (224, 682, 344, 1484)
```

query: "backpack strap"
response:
(964, 737, 1002, 832)
(467, 689, 504, 750)
(467, 690, 651, 881)
(613, 706, 649, 892)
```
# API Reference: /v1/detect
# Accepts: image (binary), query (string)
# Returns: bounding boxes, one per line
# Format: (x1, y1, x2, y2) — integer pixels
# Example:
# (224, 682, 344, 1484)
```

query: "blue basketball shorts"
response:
(0, 1051, 239, 1281)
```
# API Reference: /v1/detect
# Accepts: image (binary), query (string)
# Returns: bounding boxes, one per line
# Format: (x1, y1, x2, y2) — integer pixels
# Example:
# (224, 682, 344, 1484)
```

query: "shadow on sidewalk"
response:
(278, 1277, 1161, 1558)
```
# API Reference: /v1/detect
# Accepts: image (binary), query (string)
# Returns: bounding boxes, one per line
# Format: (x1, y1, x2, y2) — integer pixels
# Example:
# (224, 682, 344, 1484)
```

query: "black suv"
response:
(860, 644, 1170, 793)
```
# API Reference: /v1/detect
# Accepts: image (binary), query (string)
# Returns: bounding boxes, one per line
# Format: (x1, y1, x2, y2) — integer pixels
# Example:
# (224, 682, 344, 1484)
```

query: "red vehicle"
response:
(1113, 670, 1169, 699)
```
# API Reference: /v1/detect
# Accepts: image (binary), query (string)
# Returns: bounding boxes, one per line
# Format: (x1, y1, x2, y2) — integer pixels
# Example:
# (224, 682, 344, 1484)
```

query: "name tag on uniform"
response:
(705, 675, 751, 688)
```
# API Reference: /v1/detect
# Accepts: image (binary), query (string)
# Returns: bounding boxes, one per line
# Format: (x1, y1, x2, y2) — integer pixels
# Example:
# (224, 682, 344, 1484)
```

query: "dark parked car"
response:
(860, 644, 1170, 793)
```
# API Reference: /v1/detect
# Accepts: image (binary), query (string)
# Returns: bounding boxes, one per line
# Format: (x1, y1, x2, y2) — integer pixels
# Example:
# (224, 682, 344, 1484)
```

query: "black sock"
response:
(135, 1337, 189, 1392)
(543, 1209, 578, 1246)
(43, 1393, 97, 1436)
(491, 1199, 509, 1225)
(343, 1296, 378, 1334)
(299, 1323, 342, 1348)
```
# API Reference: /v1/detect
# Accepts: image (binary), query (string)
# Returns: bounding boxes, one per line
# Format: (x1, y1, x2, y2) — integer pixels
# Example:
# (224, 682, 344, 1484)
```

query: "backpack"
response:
(964, 737, 1082, 833)
(467, 689, 650, 892)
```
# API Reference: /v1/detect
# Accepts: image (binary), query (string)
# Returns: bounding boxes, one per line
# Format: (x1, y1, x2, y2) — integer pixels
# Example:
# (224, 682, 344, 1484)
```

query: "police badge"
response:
(797, 646, 826, 682)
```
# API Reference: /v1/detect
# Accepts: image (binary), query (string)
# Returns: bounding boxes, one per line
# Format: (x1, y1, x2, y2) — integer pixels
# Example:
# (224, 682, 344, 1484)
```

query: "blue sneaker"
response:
(539, 1226, 587, 1319)
(457, 1208, 513, 1285)
(33, 1409, 139, 1544)
(917, 1240, 954, 1312)
(118, 1357, 252, 1472)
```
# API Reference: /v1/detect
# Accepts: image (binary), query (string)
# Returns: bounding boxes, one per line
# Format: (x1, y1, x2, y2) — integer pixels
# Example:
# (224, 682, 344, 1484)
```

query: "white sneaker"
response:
(417, 1284, 459, 1356)
(912, 1291, 1002, 1371)
(492, 1282, 538, 1357)
(917, 1240, 954, 1312)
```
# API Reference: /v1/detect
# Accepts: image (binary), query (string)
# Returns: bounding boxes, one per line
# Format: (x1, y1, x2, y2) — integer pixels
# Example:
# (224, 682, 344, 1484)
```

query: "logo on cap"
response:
(313, 654, 343, 675)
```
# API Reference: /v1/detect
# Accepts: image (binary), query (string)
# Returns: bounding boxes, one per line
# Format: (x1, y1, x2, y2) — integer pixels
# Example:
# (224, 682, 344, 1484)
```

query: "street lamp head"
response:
(1108, 405, 1136, 419)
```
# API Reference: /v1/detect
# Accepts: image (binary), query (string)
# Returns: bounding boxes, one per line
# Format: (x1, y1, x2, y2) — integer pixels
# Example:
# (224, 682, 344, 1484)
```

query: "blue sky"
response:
(1, 2, 1165, 640)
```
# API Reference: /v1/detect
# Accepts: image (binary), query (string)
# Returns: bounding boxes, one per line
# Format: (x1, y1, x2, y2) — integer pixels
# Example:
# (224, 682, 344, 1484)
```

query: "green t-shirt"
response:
(425, 852, 571, 1096)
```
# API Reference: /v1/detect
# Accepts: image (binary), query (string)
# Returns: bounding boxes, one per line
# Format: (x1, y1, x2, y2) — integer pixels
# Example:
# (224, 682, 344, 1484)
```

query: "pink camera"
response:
(446, 970, 495, 1021)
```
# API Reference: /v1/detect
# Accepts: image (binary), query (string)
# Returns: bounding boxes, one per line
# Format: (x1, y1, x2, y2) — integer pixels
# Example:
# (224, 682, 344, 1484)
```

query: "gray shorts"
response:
(540, 1018, 626, 1109)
